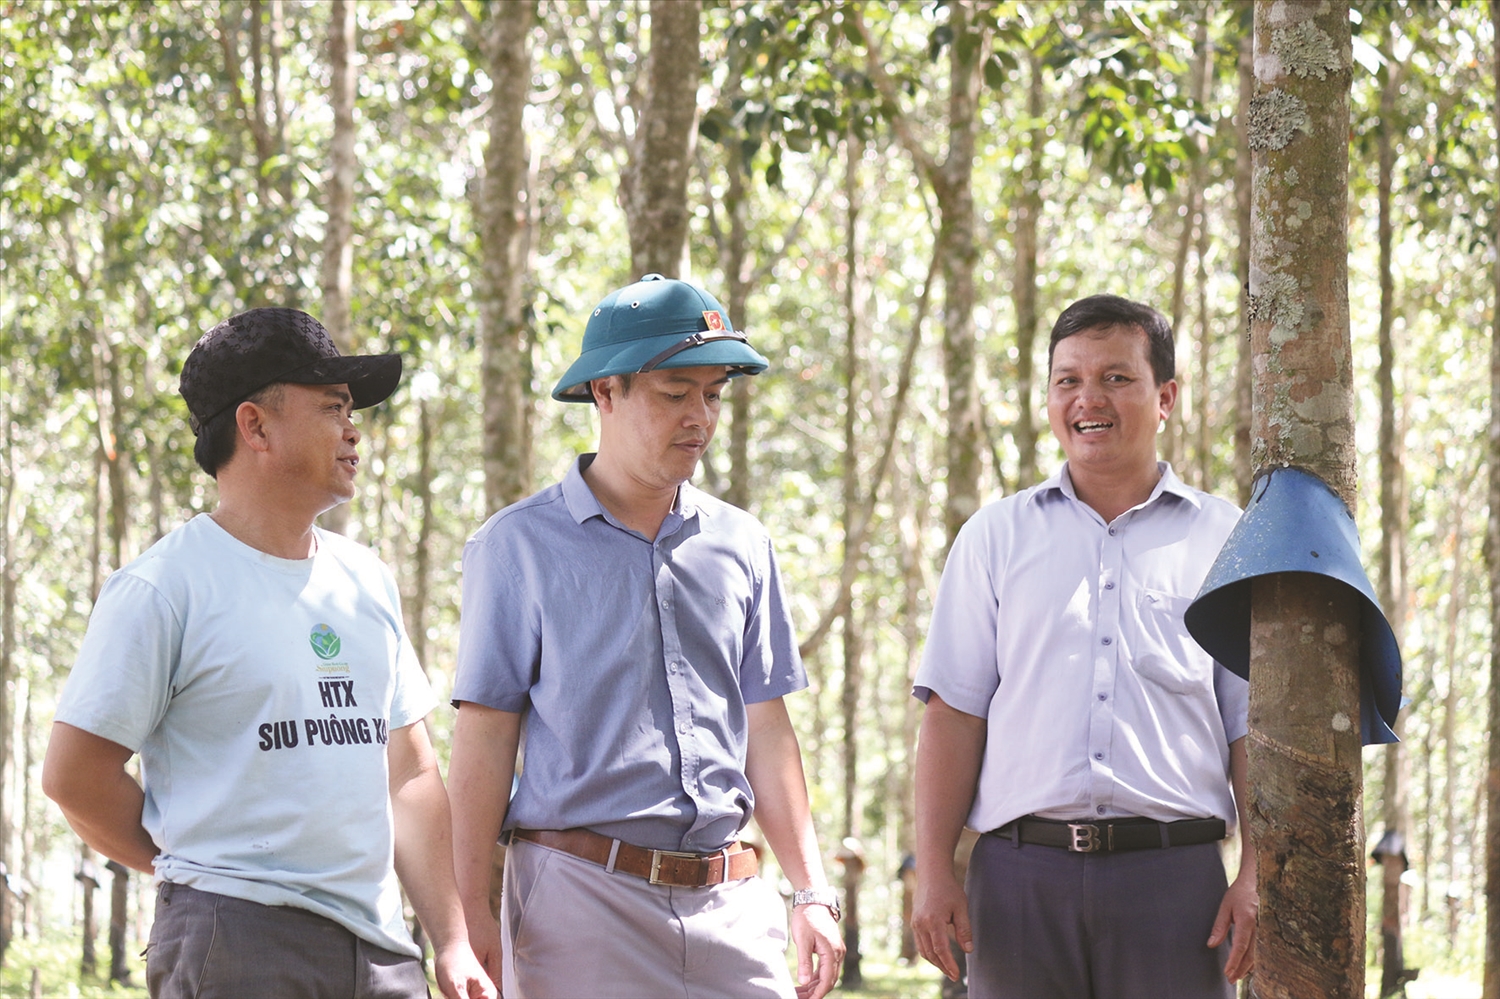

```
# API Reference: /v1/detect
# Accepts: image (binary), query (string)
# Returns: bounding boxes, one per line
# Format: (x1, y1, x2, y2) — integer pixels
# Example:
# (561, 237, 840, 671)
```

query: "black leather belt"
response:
(990, 815, 1226, 853)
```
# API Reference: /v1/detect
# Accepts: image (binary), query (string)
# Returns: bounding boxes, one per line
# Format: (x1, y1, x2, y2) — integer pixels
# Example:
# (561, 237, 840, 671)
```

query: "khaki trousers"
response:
(501, 836, 796, 999)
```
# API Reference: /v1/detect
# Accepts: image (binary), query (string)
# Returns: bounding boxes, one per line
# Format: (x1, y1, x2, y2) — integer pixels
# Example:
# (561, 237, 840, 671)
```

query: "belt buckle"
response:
(1067, 823, 1102, 853)
(648, 849, 704, 886)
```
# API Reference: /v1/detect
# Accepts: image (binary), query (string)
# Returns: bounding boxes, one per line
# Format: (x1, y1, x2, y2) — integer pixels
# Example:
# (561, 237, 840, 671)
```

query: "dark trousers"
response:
(146, 883, 430, 999)
(965, 833, 1235, 999)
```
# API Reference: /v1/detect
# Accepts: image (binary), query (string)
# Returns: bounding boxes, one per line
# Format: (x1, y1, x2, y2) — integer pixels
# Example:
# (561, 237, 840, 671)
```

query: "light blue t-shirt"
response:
(453, 455, 807, 854)
(55, 514, 434, 957)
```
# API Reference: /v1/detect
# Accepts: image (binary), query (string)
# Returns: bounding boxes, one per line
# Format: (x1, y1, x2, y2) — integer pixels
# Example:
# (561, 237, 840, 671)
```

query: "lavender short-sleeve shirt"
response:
(454, 456, 807, 853)
(914, 462, 1245, 834)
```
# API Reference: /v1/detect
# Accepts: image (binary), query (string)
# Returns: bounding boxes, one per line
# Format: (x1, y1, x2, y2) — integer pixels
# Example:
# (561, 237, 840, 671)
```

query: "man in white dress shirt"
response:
(910, 295, 1257, 998)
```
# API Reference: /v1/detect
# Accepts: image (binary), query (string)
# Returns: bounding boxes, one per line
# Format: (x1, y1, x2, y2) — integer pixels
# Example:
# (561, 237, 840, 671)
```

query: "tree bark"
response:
(1484, 5, 1500, 995)
(1374, 20, 1410, 990)
(318, 0, 357, 536)
(477, 0, 536, 514)
(107, 859, 129, 984)
(0, 360, 12, 962)
(1246, 3, 1361, 996)
(855, 2, 984, 549)
(1234, 14, 1254, 506)
(620, 0, 700, 279)
(935, 1, 983, 548)
(409, 399, 434, 672)
(78, 848, 98, 978)
(838, 130, 863, 987)
(721, 101, 754, 510)
(1011, 48, 1043, 490)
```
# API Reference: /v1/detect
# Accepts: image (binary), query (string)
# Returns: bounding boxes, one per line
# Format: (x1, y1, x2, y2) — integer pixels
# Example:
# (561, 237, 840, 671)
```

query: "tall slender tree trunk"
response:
(78, 849, 97, 978)
(409, 399, 434, 672)
(1246, 3, 1361, 996)
(620, 0, 700, 279)
(477, 0, 536, 514)
(1233, 14, 1255, 506)
(1443, 506, 1466, 949)
(896, 455, 927, 965)
(0, 360, 12, 962)
(1374, 23, 1410, 992)
(1011, 49, 1043, 489)
(1484, 6, 1500, 995)
(319, 0, 357, 536)
(722, 108, 754, 510)
(837, 129, 863, 989)
(1186, 7, 1213, 491)
(106, 860, 129, 983)
(936, 1, 983, 548)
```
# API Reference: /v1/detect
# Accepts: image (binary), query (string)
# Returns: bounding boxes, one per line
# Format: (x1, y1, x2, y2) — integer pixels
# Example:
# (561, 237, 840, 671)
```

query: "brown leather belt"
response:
(511, 828, 759, 887)
(990, 816, 1226, 854)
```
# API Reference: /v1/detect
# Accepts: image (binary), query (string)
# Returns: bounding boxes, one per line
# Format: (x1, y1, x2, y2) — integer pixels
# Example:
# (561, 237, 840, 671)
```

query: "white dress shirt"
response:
(914, 462, 1245, 833)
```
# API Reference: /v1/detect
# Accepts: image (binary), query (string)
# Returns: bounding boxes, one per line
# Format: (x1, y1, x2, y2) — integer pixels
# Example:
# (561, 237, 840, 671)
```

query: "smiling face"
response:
(1046, 325, 1177, 480)
(594, 365, 727, 493)
(255, 382, 362, 512)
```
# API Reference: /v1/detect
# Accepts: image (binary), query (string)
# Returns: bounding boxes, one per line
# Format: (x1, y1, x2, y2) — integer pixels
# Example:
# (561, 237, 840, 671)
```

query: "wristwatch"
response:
(792, 887, 842, 922)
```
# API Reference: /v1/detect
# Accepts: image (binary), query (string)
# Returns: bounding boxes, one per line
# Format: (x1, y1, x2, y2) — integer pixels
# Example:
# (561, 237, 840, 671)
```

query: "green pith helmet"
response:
(552, 273, 771, 402)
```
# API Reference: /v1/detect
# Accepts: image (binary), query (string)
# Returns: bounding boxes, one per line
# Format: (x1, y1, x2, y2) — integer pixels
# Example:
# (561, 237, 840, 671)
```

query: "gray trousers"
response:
(146, 882, 429, 999)
(965, 833, 1235, 999)
(501, 837, 797, 999)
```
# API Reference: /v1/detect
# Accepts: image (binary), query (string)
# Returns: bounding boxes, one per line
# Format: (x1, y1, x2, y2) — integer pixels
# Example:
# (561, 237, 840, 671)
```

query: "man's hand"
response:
(1207, 870, 1257, 983)
(911, 870, 972, 982)
(790, 901, 843, 999)
(463, 904, 505, 991)
(433, 938, 498, 999)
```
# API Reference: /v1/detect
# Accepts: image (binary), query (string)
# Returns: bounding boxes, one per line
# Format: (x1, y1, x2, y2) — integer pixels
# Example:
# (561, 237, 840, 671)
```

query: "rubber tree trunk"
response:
(1374, 14, 1410, 994)
(1011, 49, 1043, 490)
(1233, 10, 1254, 506)
(477, 0, 537, 514)
(318, 0, 357, 536)
(1245, 3, 1361, 996)
(1484, 5, 1500, 996)
(106, 860, 129, 984)
(620, 0, 700, 279)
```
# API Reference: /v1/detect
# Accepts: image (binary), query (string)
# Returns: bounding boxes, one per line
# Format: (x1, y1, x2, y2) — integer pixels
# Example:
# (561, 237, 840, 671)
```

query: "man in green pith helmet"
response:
(449, 274, 845, 999)
(43, 308, 494, 999)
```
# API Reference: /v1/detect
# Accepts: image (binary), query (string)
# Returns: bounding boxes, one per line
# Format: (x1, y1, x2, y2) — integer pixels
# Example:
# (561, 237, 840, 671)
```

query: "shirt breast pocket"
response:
(1131, 588, 1212, 695)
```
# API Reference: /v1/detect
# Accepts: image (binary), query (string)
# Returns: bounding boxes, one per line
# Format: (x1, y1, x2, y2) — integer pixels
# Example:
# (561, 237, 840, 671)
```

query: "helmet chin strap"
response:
(635, 330, 751, 373)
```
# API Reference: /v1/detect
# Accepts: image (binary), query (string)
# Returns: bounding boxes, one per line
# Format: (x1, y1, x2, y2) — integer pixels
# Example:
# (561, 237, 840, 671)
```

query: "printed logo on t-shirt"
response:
(309, 624, 342, 660)
(256, 622, 386, 754)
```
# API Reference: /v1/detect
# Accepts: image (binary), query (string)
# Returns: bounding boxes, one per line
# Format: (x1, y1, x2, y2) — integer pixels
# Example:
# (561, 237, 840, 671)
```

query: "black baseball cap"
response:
(179, 308, 402, 435)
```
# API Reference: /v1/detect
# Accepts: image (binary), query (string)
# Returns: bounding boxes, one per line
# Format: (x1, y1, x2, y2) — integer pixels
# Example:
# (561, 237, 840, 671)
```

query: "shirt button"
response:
(1094, 752, 1104, 760)
(1101, 637, 1112, 646)
(668, 662, 678, 674)
(1104, 582, 1115, 590)
(661, 599, 671, 609)
(679, 722, 690, 734)
(1108, 527, 1117, 536)
(1097, 806, 1106, 815)
(1097, 693, 1107, 701)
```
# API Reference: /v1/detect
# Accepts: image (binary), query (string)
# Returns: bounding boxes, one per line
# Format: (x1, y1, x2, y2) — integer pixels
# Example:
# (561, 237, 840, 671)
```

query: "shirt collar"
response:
(1030, 461, 1201, 511)
(560, 454, 701, 529)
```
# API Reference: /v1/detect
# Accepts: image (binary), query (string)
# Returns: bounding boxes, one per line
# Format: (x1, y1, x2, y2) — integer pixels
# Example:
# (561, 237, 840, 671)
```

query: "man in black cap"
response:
(43, 308, 494, 999)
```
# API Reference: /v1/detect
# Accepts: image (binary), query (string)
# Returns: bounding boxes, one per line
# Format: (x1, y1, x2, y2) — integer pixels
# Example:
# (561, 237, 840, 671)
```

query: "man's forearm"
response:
(914, 694, 987, 881)
(42, 722, 158, 874)
(744, 698, 829, 889)
(391, 761, 471, 948)
(448, 704, 522, 920)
